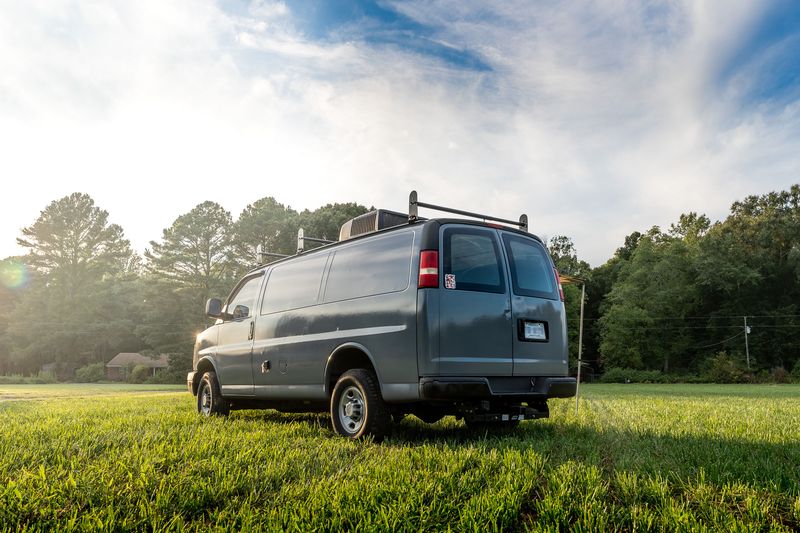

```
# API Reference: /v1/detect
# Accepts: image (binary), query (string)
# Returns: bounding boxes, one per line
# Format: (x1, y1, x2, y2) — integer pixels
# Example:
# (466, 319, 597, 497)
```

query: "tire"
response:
(197, 371, 230, 417)
(330, 369, 390, 441)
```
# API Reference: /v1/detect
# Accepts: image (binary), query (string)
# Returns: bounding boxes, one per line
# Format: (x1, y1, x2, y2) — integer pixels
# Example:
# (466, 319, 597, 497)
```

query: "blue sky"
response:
(1, 0, 799, 265)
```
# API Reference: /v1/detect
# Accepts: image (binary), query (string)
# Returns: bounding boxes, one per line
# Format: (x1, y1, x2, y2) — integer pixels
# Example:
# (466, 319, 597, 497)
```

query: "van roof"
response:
(246, 217, 545, 276)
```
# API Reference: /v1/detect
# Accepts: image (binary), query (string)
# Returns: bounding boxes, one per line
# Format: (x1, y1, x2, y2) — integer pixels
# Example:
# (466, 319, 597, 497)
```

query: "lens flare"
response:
(0, 261, 29, 289)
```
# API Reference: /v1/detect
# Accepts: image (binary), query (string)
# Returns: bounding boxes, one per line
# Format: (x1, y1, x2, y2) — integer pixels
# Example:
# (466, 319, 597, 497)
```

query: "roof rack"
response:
(408, 190, 528, 231)
(255, 228, 338, 265)
(296, 228, 336, 254)
(256, 245, 290, 264)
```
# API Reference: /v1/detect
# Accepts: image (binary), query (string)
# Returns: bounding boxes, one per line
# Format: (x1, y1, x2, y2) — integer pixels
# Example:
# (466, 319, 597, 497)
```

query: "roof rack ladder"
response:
(296, 228, 337, 254)
(408, 190, 528, 231)
(256, 244, 290, 265)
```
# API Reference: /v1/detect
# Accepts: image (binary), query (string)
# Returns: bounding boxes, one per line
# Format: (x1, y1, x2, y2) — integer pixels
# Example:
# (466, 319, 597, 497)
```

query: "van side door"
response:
(437, 225, 513, 376)
(252, 253, 330, 399)
(501, 233, 568, 376)
(215, 272, 264, 396)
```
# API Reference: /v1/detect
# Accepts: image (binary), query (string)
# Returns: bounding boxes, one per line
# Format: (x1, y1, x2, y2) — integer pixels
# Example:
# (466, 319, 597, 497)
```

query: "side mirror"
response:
(232, 304, 249, 320)
(205, 298, 224, 319)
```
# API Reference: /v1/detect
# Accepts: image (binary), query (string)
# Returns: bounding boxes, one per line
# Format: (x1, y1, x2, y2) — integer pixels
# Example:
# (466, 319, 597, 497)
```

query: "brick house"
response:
(105, 352, 169, 381)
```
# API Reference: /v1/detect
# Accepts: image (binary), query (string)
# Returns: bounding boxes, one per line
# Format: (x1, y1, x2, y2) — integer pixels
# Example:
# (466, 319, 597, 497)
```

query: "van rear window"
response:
(323, 232, 413, 303)
(443, 228, 505, 294)
(502, 235, 557, 300)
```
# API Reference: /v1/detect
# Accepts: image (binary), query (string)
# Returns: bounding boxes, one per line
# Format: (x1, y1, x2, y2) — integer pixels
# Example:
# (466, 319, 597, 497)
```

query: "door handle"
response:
(261, 360, 271, 374)
(248, 321, 255, 340)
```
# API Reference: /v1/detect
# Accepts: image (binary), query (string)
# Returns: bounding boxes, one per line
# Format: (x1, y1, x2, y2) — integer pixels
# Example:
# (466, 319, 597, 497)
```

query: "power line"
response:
(577, 313, 800, 322)
(695, 330, 744, 349)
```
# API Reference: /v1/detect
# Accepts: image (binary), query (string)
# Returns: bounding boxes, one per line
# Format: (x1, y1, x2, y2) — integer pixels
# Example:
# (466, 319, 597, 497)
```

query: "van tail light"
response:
(554, 268, 565, 301)
(418, 250, 439, 288)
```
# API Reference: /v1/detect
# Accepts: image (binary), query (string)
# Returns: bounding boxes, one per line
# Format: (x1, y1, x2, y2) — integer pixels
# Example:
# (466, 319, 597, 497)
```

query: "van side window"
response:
(261, 253, 328, 315)
(324, 232, 413, 303)
(224, 273, 263, 319)
(502, 235, 557, 300)
(443, 228, 505, 293)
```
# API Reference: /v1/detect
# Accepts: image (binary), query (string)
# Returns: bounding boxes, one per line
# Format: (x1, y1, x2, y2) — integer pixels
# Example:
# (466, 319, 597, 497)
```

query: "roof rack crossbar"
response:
(256, 244, 290, 265)
(296, 228, 337, 254)
(408, 190, 528, 231)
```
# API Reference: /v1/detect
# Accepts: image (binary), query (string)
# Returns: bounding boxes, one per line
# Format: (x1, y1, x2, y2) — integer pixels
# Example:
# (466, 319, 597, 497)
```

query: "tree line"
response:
(551, 184, 800, 382)
(0, 194, 367, 379)
(1, 185, 799, 382)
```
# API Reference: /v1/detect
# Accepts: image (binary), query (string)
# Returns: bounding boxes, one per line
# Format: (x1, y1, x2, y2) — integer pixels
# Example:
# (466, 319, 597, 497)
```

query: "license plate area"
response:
(518, 319, 548, 342)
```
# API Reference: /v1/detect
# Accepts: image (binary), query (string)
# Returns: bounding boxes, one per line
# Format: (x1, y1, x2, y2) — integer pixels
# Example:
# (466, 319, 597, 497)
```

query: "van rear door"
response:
(437, 225, 513, 376)
(500, 233, 568, 376)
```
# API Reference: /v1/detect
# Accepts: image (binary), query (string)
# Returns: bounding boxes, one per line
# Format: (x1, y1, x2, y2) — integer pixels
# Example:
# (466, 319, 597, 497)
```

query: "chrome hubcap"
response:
(199, 384, 212, 415)
(338, 386, 365, 434)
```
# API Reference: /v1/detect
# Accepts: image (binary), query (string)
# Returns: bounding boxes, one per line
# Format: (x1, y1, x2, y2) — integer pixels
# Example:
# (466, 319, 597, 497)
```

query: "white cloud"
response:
(1, 0, 798, 266)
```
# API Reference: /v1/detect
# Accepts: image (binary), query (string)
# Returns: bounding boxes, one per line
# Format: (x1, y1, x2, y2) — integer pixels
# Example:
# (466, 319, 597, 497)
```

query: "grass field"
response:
(1, 384, 798, 531)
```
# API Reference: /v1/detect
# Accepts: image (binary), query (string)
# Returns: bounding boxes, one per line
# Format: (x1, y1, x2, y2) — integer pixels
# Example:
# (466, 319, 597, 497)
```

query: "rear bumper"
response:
(419, 376, 576, 401)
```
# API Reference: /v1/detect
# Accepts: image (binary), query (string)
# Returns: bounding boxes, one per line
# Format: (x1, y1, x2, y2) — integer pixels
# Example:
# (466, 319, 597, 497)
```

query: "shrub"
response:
(35, 371, 59, 383)
(792, 360, 800, 383)
(600, 367, 666, 383)
(75, 363, 105, 383)
(600, 367, 633, 383)
(0, 374, 57, 384)
(143, 352, 192, 384)
(598, 368, 704, 384)
(145, 370, 185, 385)
(770, 366, 791, 384)
(703, 351, 750, 383)
(129, 365, 151, 384)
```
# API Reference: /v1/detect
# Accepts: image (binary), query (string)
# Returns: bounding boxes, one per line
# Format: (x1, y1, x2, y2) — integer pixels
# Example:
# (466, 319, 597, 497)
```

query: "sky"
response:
(1, 0, 799, 266)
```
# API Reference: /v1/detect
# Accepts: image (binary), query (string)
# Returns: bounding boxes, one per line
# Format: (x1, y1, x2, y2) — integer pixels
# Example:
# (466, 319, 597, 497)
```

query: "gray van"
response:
(188, 192, 576, 440)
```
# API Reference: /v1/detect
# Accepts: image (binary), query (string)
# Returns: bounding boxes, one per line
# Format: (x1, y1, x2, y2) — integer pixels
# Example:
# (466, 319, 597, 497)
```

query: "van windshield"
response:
(502, 234, 557, 300)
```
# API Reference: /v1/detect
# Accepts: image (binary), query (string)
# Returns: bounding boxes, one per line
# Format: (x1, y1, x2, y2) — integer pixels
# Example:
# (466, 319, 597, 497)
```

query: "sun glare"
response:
(0, 261, 29, 289)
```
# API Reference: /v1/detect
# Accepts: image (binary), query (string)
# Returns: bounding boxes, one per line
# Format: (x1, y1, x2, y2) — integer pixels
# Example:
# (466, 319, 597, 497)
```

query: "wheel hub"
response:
(199, 384, 212, 415)
(338, 386, 365, 433)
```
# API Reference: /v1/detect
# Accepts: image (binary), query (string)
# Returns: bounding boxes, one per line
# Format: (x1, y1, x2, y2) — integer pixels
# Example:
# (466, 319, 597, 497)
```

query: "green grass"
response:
(0, 383, 183, 401)
(1, 384, 798, 531)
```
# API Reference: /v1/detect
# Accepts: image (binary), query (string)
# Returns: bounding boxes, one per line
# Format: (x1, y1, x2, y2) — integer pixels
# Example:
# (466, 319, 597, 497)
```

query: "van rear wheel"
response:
(331, 369, 389, 441)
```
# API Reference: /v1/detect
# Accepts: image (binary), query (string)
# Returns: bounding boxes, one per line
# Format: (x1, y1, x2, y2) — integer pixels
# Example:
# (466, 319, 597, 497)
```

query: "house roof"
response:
(106, 352, 169, 368)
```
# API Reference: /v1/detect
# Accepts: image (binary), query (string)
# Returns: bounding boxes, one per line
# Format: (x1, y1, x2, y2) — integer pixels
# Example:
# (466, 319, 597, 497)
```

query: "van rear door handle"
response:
(261, 360, 271, 373)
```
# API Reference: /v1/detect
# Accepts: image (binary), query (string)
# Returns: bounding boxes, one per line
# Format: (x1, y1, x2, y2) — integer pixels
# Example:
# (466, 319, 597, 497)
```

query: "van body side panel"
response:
(252, 299, 416, 399)
(318, 290, 418, 389)
(193, 324, 219, 370)
(252, 306, 336, 400)
(252, 229, 418, 400)
(416, 289, 440, 377)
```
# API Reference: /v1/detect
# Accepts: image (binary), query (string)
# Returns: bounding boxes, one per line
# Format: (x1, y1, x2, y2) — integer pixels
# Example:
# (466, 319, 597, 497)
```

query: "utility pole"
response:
(575, 282, 586, 416)
(743, 316, 751, 370)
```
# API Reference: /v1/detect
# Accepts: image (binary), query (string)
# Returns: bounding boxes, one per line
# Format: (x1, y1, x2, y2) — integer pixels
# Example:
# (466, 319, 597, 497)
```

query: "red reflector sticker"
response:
(444, 274, 456, 289)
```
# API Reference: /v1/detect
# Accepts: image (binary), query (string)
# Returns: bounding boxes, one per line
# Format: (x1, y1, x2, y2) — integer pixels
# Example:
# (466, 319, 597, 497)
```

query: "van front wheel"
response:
(197, 371, 230, 417)
(331, 369, 389, 441)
